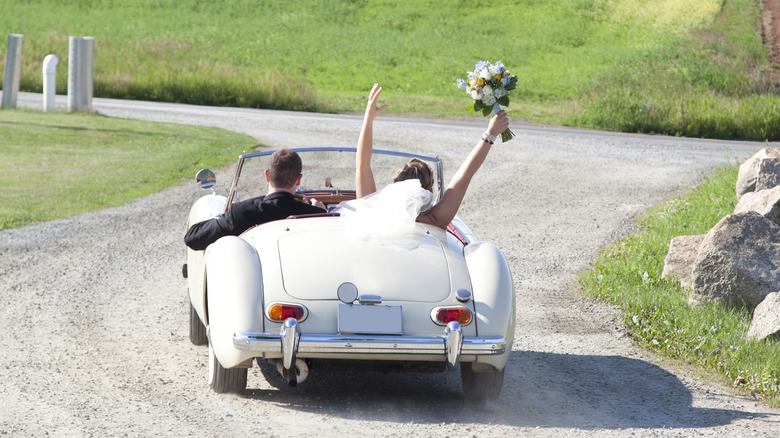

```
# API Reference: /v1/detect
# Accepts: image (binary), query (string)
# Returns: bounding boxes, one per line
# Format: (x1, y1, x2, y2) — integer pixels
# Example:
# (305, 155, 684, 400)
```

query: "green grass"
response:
(1, 0, 778, 139)
(578, 165, 780, 406)
(0, 110, 256, 230)
(569, 2, 780, 140)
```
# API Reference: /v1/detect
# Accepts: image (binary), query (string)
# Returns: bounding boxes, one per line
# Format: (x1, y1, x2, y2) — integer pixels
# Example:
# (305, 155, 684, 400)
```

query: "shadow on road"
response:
(242, 350, 768, 430)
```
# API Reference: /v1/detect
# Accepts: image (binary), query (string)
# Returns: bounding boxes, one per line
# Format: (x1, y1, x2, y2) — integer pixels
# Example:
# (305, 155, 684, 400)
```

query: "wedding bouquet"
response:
(457, 60, 517, 142)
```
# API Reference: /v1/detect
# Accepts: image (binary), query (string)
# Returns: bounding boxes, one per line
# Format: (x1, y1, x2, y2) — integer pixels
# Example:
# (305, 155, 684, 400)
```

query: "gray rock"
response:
(756, 155, 780, 192)
(662, 234, 705, 289)
(690, 211, 780, 310)
(747, 292, 780, 341)
(735, 148, 780, 199)
(733, 186, 780, 225)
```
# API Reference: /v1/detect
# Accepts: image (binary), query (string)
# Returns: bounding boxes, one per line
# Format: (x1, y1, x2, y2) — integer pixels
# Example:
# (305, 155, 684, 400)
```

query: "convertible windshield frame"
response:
(224, 147, 443, 212)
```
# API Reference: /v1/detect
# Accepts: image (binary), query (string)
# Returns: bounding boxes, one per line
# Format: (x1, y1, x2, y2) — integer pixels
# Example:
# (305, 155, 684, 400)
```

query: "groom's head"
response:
(266, 149, 303, 190)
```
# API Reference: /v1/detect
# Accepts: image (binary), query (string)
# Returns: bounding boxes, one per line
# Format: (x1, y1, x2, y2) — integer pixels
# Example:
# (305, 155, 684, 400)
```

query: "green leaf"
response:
(481, 106, 492, 116)
(498, 96, 510, 106)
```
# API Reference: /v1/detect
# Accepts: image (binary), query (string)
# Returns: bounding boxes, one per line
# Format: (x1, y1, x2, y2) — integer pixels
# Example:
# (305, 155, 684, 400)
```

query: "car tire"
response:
(208, 343, 247, 394)
(256, 358, 289, 389)
(460, 362, 505, 402)
(189, 301, 208, 346)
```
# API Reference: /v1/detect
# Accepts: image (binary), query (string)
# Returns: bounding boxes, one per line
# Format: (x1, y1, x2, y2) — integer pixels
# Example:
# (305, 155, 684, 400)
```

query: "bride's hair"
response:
(392, 158, 434, 192)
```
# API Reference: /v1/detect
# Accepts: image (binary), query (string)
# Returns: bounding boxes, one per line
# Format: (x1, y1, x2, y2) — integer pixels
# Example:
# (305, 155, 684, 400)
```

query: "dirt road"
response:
(2, 93, 779, 437)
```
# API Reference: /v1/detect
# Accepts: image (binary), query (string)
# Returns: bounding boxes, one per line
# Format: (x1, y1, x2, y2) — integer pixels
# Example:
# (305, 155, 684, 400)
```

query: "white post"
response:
(42, 54, 59, 112)
(2, 34, 24, 109)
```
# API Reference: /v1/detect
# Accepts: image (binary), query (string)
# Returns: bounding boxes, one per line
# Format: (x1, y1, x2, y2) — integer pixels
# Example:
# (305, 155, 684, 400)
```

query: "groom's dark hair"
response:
(268, 149, 302, 188)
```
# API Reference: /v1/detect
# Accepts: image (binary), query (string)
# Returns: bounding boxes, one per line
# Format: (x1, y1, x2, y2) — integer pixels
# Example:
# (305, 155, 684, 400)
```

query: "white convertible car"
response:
(183, 148, 515, 401)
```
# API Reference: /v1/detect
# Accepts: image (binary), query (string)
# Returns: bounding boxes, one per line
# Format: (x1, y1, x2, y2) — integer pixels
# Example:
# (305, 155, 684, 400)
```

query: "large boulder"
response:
(736, 148, 780, 199)
(747, 292, 780, 341)
(661, 234, 705, 289)
(733, 186, 780, 225)
(690, 211, 780, 310)
(756, 155, 780, 192)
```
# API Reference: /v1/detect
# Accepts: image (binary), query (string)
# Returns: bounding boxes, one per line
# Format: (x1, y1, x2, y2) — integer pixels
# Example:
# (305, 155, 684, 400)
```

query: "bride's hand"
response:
(364, 83, 388, 121)
(487, 110, 509, 137)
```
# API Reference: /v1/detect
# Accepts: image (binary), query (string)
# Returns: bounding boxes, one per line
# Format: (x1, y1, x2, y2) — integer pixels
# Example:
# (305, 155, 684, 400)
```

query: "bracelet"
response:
(481, 132, 496, 144)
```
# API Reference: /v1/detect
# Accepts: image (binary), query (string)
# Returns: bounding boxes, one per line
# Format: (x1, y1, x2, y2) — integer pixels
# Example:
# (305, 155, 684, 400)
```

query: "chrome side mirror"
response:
(195, 168, 216, 189)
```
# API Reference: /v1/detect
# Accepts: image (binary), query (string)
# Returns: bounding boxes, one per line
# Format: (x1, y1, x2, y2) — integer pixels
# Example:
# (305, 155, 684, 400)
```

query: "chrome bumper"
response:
(233, 319, 507, 371)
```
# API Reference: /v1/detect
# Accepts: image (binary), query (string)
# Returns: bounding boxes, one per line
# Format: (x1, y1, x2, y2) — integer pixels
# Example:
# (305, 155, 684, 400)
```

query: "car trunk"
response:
(277, 227, 451, 303)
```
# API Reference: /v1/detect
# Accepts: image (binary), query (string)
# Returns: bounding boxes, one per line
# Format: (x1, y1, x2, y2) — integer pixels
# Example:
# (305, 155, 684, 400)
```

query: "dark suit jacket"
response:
(184, 191, 325, 250)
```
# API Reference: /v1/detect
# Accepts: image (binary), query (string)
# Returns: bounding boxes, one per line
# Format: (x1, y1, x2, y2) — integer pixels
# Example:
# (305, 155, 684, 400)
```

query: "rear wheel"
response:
(461, 362, 505, 402)
(208, 343, 247, 394)
(189, 301, 208, 346)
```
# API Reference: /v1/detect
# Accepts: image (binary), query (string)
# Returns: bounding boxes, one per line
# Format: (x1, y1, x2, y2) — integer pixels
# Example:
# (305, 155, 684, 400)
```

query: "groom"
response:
(184, 149, 325, 250)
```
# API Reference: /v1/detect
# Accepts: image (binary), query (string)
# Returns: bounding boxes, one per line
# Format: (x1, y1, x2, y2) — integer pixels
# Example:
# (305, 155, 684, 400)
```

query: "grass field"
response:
(1, 0, 778, 139)
(0, 110, 256, 230)
(578, 165, 780, 406)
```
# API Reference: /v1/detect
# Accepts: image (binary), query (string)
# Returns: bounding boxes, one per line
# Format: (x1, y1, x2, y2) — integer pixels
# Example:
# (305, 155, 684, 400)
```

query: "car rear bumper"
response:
(233, 319, 506, 370)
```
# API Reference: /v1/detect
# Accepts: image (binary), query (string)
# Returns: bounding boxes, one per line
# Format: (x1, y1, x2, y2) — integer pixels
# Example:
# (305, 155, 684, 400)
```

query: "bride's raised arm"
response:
(418, 110, 509, 229)
(356, 83, 388, 198)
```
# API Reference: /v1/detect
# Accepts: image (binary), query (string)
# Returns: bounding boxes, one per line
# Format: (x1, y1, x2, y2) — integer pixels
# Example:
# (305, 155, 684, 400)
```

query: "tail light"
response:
(267, 303, 307, 322)
(431, 307, 472, 326)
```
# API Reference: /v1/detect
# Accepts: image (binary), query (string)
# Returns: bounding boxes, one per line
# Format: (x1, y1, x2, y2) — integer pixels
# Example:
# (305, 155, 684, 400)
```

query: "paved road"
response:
(2, 92, 779, 437)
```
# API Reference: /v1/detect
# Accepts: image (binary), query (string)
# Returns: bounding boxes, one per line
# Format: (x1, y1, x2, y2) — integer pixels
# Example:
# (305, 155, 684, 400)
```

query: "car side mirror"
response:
(196, 169, 216, 190)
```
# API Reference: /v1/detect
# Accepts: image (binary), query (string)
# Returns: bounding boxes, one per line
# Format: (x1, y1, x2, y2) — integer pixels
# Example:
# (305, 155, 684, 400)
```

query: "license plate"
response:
(338, 304, 402, 335)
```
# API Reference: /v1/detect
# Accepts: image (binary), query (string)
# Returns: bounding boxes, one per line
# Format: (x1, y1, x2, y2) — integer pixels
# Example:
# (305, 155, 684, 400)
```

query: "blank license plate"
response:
(338, 304, 402, 335)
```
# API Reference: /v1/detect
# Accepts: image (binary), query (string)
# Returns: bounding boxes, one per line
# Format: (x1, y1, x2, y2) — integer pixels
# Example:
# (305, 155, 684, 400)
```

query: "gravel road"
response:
(2, 92, 779, 437)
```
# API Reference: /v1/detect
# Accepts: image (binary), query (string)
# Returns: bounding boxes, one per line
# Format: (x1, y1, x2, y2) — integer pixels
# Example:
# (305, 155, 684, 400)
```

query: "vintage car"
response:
(182, 147, 515, 401)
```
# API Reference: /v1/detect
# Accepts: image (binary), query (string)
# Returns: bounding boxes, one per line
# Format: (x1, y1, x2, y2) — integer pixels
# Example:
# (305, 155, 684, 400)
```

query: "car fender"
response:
(205, 235, 263, 368)
(186, 194, 227, 324)
(464, 241, 516, 370)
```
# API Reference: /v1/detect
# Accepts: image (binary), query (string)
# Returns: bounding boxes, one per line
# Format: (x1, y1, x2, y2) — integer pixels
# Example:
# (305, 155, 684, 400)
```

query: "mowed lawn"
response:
(0, 110, 255, 230)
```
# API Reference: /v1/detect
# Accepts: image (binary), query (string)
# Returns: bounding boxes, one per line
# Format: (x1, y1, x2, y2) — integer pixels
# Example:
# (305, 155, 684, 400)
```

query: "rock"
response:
(736, 148, 780, 199)
(756, 155, 780, 192)
(747, 292, 780, 341)
(733, 186, 780, 225)
(661, 234, 705, 289)
(690, 211, 780, 310)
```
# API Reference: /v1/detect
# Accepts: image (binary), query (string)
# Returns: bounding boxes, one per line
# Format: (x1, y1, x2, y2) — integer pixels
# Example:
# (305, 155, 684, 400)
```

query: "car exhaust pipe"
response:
(275, 358, 309, 387)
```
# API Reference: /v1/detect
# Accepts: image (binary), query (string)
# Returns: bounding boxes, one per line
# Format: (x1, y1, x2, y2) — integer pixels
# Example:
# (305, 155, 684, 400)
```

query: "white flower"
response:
(488, 64, 498, 79)
(479, 68, 491, 80)
(482, 94, 497, 105)
(470, 89, 481, 100)
(482, 85, 493, 96)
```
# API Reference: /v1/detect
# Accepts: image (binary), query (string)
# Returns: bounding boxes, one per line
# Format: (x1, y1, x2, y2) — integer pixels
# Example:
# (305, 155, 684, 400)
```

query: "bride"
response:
(351, 83, 509, 230)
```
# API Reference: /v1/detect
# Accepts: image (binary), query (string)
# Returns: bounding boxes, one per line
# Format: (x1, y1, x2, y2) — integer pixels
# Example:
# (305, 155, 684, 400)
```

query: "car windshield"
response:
(224, 148, 442, 207)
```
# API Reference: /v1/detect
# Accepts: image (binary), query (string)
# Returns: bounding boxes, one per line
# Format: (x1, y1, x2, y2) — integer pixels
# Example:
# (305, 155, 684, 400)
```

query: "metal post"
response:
(67, 37, 82, 112)
(82, 37, 94, 112)
(42, 54, 59, 112)
(68, 36, 95, 112)
(2, 34, 24, 109)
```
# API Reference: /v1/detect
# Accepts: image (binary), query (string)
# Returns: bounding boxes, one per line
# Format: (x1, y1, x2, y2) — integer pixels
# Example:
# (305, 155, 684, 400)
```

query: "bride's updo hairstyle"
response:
(392, 158, 434, 192)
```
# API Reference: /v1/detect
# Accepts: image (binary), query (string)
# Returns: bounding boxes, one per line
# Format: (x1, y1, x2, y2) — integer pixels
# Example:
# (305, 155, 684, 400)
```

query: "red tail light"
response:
(267, 304, 306, 321)
(432, 307, 472, 325)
